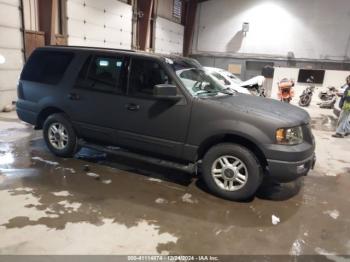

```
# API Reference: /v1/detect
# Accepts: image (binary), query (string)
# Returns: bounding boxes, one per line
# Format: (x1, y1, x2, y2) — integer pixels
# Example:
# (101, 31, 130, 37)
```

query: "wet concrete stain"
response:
(0, 114, 350, 255)
(311, 114, 338, 132)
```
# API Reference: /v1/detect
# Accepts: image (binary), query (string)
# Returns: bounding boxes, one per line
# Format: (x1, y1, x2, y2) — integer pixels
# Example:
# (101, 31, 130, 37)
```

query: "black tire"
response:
(43, 113, 79, 157)
(201, 143, 263, 201)
(299, 95, 311, 107)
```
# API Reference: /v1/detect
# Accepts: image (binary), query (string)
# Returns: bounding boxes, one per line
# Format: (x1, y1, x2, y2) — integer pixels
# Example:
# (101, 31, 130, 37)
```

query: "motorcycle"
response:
(246, 84, 266, 97)
(277, 78, 295, 103)
(318, 86, 338, 109)
(299, 86, 315, 107)
(319, 86, 337, 101)
(241, 76, 266, 97)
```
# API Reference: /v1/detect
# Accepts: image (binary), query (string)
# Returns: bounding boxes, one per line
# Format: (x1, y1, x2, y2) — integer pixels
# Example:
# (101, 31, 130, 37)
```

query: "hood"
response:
(241, 76, 265, 87)
(207, 94, 310, 126)
(228, 84, 251, 95)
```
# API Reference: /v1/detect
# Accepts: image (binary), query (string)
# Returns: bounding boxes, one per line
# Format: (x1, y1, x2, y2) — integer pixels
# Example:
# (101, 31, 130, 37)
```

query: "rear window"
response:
(21, 50, 73, 85)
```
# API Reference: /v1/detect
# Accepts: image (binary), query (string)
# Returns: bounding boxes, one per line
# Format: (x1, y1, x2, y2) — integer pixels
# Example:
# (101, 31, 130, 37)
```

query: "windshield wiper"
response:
(218, 88, 235, 95)
(196, 90, 219, 96)
(196, 89, 233, 96)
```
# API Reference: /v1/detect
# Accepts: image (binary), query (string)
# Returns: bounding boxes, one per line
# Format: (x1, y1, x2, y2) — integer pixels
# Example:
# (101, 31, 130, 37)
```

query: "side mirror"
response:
(153, 84, 182, 101)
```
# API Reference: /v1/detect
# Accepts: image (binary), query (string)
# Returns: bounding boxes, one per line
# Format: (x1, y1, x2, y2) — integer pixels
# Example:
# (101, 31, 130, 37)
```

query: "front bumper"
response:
(267, 153, 316, 183)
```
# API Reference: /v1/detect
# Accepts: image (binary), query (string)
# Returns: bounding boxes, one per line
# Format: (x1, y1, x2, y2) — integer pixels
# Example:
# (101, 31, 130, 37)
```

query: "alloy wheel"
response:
(211, 155, 248, 191)
(48, 122, 69, 150)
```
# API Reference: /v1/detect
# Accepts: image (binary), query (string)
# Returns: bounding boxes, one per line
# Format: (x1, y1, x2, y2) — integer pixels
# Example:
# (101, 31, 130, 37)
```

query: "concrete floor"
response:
(0, 103, 349, 256)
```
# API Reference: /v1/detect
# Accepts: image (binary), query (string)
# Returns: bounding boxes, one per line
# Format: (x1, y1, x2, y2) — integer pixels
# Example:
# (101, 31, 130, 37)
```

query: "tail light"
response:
(17, 81, 24, 99)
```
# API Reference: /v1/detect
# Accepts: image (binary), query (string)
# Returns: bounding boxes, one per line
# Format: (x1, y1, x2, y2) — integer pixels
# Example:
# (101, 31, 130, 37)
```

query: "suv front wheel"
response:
(43, 113, 79, 157)
(201, 143, 262, 201)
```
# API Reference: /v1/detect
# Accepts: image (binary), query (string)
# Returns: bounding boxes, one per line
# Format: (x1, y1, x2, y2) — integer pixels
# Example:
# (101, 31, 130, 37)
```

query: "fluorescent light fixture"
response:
(0, 54, 5, 64)
(242, 22, 249, 33)
(0, 152, 14, 165)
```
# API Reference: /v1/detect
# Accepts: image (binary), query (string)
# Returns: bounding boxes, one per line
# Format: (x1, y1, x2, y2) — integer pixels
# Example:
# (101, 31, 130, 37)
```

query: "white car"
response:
(204, 67, 265, 95)
(175, 68, 234, 96)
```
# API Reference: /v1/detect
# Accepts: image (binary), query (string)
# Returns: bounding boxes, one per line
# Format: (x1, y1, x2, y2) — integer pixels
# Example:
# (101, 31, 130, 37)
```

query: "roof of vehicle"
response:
(204, 66, 241, 78)
(204, 66, 225, 72)
(204, 67, 238, 77)
(37, 45, 196, 64)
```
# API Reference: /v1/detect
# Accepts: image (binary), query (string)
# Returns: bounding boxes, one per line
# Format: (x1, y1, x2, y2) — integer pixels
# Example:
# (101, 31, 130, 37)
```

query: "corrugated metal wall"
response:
(0, 0, 24, 110)
(66, 0, 132, 49)
(154, 17, 184, 55)
(154, 0, 184, 55)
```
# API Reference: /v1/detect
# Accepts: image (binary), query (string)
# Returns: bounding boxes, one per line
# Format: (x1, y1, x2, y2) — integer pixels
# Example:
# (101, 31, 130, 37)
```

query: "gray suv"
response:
(17, 46, 316, 201)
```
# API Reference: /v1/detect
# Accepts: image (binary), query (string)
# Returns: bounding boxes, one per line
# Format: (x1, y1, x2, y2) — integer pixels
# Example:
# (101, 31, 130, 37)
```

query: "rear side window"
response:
(76, 55, 126, 94)
(21, 50, 73, 85)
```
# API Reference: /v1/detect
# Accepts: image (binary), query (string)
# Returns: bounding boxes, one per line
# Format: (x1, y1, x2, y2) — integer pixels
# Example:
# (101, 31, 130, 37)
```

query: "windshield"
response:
(165, 58, 233, 97)
(220, 70, 242, 85)
(210, 71, 231, 86)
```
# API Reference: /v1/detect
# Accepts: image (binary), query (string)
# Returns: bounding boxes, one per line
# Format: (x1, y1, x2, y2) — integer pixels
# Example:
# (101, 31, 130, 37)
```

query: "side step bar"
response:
(78, 140, 196, 174)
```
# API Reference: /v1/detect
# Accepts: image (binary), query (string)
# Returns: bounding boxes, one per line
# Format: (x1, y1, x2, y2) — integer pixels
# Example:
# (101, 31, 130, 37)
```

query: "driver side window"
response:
(129, 58, 174, 97)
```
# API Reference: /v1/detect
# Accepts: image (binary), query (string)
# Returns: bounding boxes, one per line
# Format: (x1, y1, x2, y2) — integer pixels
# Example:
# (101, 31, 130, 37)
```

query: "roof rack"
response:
(46, 45, 137, 52)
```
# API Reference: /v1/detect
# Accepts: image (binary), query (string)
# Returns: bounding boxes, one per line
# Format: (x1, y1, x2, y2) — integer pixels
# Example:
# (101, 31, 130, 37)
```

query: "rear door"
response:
(116, 56, 192, 159)
(67, 53, 128, 144)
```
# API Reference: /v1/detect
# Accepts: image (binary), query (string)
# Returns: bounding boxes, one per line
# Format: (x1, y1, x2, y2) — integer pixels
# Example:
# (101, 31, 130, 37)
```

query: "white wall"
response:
(271, 68, 350, 100)
(193, 0, 350, 61)
(154, 17, 184, 55)
(66, 0, 132, 49)
(0, 0, 24, 110)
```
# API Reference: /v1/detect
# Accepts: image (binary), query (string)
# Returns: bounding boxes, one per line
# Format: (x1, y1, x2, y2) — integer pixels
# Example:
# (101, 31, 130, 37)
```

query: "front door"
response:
(117, 57, 192, 159)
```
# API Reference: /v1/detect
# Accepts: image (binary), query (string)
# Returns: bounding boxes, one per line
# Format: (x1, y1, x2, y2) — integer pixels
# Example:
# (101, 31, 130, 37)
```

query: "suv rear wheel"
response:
(201, 143, 262, 201)
(43, 113, 79, 157)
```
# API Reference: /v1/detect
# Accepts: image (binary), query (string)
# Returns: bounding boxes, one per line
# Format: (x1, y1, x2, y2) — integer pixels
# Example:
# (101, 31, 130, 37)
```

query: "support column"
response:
(183, 0, 198, 57)
(137, 0, 153, 51)
(38, 0, 56, 45)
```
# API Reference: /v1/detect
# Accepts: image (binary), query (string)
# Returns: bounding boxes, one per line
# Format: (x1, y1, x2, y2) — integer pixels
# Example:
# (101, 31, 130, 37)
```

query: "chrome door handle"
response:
(68, 93, 80, 100)
(126, 103, 140, 111)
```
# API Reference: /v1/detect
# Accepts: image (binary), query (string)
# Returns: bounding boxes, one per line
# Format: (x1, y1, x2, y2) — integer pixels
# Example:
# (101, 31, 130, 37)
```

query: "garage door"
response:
(0, 0, 24, 110)
(154, 17, 184, 55)
(66, 0, 132, 49)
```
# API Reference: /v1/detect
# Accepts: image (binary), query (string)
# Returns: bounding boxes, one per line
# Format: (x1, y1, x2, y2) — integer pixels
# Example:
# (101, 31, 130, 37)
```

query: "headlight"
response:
(276, 126, 303, 145)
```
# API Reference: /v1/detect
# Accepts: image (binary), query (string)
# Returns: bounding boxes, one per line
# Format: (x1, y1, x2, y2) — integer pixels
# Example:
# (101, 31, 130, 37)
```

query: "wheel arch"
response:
(36, 107, 66, 129)
(197, 133, 268, 169)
